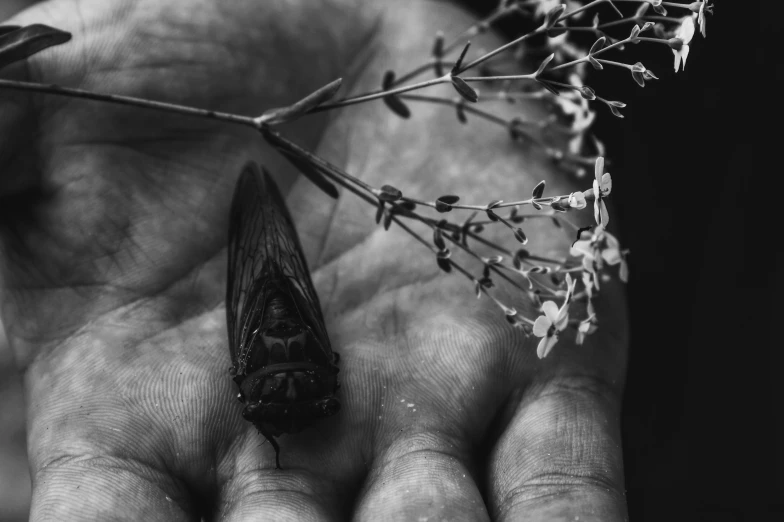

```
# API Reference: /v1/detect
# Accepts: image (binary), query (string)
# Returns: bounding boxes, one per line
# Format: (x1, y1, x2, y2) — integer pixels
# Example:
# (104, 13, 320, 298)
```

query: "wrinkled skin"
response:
(0, 1, 628, 520)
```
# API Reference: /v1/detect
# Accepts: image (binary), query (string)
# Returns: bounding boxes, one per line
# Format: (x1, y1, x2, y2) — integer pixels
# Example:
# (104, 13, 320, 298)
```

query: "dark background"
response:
(459, 0, 782, 520)
(0, 1, 779, 521)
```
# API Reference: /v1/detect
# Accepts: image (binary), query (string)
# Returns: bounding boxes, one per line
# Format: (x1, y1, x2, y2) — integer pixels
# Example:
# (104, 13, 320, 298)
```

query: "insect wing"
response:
(226, 162, 332, 376)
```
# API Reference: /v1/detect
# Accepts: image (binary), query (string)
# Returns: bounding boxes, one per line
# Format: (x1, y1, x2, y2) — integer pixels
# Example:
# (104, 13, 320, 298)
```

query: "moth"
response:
(226, 162, 340, 469)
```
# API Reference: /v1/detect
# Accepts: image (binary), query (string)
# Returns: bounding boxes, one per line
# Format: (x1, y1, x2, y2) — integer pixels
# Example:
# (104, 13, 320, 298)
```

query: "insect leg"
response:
(258, 427, 282, 470)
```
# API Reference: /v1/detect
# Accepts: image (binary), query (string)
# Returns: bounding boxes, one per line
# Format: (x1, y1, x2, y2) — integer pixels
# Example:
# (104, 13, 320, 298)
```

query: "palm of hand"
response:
(0, 1, 628, 520)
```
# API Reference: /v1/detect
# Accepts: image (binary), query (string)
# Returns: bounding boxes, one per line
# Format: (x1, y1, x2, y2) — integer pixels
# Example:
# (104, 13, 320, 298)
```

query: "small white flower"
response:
(570, 226, 628, 284)
(533, 274, 576, 358)
(568, 191, 587, 209)
(592, 157, 612, 227)
(691, 1, 713, 37)
(672, 15, 695, 72)
(576, 314, 597, 345)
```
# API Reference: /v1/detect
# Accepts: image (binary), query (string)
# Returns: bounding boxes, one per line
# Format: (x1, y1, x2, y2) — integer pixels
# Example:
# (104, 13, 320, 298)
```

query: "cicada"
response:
(226, 162, 340, 469)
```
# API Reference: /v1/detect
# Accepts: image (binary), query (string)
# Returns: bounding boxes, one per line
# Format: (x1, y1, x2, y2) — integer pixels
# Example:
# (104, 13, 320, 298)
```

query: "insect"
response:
(226, 162, 340, 469)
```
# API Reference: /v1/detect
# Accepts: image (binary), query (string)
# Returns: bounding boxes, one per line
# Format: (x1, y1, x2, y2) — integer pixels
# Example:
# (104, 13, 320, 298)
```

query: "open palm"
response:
(0, 1, 628, 520)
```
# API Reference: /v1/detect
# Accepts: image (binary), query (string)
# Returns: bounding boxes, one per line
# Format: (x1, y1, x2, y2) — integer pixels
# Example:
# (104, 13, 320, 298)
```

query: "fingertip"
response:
(489, 375, 627, 522)
(353, 434, 490, 522)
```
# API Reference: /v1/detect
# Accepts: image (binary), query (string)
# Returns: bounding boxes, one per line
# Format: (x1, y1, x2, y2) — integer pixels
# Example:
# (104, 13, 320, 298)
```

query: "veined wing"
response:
(226, 162, 332, 376)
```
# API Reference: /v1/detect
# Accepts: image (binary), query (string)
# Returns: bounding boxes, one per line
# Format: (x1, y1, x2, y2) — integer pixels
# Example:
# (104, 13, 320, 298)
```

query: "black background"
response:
(456, 1, 781, 520)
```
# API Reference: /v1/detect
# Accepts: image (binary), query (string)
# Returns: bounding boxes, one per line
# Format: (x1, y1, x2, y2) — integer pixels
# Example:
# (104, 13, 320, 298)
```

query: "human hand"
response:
(0, 1, 628, 520)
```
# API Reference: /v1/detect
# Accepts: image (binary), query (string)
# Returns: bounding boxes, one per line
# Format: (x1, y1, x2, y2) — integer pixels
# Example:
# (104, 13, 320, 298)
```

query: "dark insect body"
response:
(226, 162, 340, 469)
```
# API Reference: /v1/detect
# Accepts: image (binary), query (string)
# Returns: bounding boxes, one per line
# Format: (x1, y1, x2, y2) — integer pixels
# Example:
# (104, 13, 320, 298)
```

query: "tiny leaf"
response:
(437, 257, 452, 273)
(632, 68, 645, 87)
(432, 32, 444, 58)
(435, 201, 453, 213)
(383, 95, 411, 119)
(535, 53, 555, 78)
(551, 198, 569, 212)
(258, 78, 342, 125)
(537, 79, 560, 96)
(398, 200, 417, 212)
(382, 70, 395, 90)
(580, 86, 596, 100)
(531, 180, 546, 199)
(456, 102, 467, 124)
(433, 227, 446, 250)
(514, 228, 528, 244)
(451, 41, 472, 73)
(544, 4, 566, 29)
(375, 201, 385, 224)
(0, 24, 72, 71)
(435, 195, 459, 213)
(383, 212, 393, 231)
(588, 55, 603, 70)
(608, 104, 625, 118)
(277, 151, 339, 199)
(589, 36, 606, 55)
(451, 76, 478, 103)
(377, 184, 403, 202)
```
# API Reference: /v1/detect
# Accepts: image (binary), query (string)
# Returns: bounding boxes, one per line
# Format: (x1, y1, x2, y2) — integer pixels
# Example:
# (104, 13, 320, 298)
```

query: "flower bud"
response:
(668, 37, 684, 50)
(579, 86, 596, 100)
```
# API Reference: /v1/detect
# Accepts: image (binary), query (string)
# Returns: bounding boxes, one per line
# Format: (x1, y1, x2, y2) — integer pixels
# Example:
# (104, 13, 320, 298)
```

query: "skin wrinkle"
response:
(3, 131, 237, 345)
(35, 452, 193, 510)
(218, 468, 349, 520)
(495, 484, 625, 520)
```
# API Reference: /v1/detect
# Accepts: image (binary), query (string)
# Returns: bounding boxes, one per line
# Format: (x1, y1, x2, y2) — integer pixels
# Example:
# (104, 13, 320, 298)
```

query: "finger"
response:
(352, 434, 490, 522)
(23, 314, 239, 521)
(30, 455, 193, 521)
(342, 301, 523, 522)
(488, 372, 627, 522)
(217, 451, 348, 522)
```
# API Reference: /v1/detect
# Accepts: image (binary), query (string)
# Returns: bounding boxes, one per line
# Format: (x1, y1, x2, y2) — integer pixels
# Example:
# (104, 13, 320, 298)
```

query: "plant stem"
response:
(311, 77, 448, 113)
(0, 79, 258, 129)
